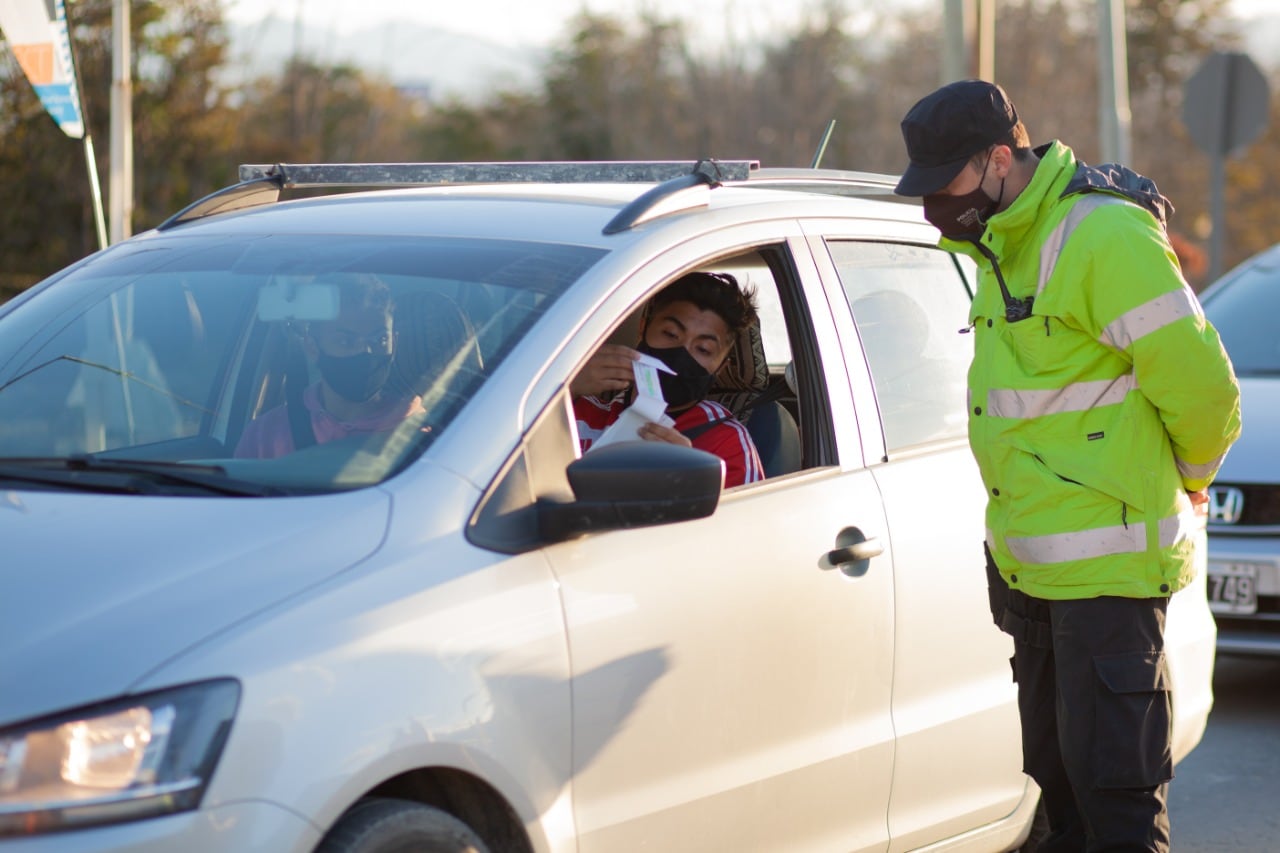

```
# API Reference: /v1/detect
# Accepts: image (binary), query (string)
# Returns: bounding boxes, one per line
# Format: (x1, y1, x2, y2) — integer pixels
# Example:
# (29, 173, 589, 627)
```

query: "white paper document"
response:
(586, 353, 676, 450)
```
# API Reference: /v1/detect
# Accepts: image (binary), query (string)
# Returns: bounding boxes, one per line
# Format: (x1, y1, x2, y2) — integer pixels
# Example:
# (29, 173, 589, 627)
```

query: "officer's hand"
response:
(638, 421, 692, 448)
(570, 344, 639, 398)
(1188, 489, 1209, 516)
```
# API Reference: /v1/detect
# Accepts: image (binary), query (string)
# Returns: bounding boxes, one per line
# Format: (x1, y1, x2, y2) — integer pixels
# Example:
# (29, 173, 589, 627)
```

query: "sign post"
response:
(1182, 51, 1271, 281)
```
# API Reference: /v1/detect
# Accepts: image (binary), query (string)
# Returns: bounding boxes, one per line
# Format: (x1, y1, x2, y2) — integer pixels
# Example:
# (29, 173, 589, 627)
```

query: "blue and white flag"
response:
(0, 0, 86, 138)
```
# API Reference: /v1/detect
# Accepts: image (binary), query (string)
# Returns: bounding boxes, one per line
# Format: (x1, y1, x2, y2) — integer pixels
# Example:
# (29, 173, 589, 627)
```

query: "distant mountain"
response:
(226, 15, 544, 102)
(225, 11, 1280, 105)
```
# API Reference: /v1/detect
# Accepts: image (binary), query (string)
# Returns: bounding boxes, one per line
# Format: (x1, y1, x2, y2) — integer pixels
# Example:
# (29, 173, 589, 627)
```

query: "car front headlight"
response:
(0, 679, 239, 836)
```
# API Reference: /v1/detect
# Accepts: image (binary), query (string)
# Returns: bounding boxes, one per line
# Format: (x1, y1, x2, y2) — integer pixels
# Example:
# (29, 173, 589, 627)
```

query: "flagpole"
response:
(83, 133, 109, 250)
(109, 0, 133, 245)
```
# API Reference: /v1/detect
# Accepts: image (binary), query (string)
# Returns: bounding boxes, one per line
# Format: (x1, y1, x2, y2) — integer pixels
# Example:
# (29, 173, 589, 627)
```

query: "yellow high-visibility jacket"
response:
(945, 141, 1241, 600)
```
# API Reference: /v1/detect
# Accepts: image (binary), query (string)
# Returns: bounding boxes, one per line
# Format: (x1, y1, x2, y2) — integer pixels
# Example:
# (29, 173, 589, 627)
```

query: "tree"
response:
(538, 12, 701, 159)
(413, 90, 549, 162)
(3, 0, 1269, 300)
(127, 0, 240, 226)
(854, 0, 1251, 287)
(231, 58, 421, 164)
(0, 0, 239, 296)
(0, 55, 95, 298)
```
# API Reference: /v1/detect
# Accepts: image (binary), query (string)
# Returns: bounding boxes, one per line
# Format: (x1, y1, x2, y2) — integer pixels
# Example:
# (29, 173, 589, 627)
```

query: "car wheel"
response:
(317, 798, 491, 853)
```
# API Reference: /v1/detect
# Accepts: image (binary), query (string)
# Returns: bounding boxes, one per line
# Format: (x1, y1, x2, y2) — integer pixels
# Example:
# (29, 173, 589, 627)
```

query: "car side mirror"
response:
(537, 441, 723, 543)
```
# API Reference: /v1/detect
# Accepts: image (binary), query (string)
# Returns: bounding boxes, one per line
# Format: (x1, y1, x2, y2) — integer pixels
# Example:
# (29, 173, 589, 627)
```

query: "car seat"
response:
(388, 290, 485, 411)
(851, 289, 958, 447)
(708, 315, 802, 477)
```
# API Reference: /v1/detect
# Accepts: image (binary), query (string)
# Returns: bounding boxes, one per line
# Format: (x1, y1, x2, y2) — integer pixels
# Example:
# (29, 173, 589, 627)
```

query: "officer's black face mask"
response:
(636, 342, 714, 410)
(923, 154, 1004, 240)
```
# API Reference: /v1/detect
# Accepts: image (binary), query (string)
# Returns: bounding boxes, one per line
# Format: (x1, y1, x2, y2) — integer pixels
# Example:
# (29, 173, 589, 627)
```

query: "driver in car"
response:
(571, 271, 764, 488)
(234, 274, 425, 459)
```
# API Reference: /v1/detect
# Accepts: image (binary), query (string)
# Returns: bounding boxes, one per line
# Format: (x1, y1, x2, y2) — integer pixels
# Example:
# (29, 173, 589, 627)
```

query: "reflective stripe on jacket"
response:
(945, 141, 1241, 600)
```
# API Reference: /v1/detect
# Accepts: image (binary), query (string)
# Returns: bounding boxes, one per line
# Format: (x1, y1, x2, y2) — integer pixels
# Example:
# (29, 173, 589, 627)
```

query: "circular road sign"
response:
(1183, 51, 1271, 158)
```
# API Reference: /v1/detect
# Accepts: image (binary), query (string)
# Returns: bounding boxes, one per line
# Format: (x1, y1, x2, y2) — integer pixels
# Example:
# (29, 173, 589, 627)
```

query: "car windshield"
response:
(1202, 258, 1280, 377)
(0, 233, 604, 494)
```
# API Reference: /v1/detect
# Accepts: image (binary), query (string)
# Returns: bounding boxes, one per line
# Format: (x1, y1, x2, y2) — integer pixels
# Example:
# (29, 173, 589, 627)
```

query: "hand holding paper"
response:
(586, 352, 677, 450)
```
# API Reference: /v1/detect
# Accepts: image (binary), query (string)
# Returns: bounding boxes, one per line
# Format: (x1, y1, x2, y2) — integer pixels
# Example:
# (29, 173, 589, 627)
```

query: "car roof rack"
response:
(156, 159, 904, 234)
(156, 159, 759, 232)
(235, 159, 759, 187)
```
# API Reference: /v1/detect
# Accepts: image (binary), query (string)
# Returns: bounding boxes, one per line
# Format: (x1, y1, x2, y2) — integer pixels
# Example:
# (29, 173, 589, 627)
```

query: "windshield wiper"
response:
(0, 456, 283, 497)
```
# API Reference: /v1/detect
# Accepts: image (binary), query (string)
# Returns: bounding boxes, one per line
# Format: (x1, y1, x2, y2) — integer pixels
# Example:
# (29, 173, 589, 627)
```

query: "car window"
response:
(0, 234, 604, 493)
(825, 240, 971, 451)
(1201, 260, 1280, 376)
(570, 245, 834, 485)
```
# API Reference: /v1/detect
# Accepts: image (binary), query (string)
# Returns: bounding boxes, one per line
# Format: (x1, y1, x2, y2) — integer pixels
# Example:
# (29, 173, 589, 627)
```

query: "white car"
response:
(1199, 244, 1280, 655)
(0, 161, 1216, 852)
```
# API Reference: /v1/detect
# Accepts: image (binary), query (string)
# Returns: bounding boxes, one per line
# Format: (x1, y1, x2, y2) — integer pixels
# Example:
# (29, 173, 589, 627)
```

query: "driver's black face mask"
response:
(922, 154, 1004, 240)
(317, 351, 393, 402)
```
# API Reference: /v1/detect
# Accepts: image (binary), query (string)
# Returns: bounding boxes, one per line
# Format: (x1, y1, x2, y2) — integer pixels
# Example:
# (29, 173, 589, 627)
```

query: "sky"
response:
(223, 0, 1278, 48)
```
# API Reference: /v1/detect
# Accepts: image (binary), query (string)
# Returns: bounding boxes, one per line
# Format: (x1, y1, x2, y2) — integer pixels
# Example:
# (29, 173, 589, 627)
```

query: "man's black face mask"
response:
(636, 342, 714, 410)
(922, 154, 1004, 240)
(317, 351, 393, 402)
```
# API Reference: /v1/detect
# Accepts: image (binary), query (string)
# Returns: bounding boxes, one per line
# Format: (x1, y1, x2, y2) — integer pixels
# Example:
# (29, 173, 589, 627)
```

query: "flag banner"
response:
(0, 0, 85, 138)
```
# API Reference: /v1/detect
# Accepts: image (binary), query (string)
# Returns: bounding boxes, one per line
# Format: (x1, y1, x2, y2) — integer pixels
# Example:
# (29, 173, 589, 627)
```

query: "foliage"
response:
(231, 58, 418, 163)
(0, 0, 238, 297)
(0, 0, 1273, 298)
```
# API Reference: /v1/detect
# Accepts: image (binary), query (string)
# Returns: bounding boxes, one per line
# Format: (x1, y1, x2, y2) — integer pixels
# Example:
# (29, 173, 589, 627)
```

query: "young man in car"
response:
(571, 271, 764, 488)
(235, 274, 425, 459)
(893, 79, 1240, 852)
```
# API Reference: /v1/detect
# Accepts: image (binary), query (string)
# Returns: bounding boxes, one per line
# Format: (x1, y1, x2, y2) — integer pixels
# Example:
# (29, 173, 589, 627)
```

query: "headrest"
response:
(852, 290, 930, 360)
(390, 291, 483, 399)
(709, 315, 768, 417)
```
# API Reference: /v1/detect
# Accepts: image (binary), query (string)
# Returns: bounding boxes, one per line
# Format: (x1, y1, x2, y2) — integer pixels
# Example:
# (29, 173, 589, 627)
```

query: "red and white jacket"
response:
(573, 394, 763, 488)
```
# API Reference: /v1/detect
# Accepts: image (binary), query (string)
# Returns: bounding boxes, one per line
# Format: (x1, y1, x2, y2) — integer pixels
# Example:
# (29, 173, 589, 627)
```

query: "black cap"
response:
(894, 79, 1019, 196)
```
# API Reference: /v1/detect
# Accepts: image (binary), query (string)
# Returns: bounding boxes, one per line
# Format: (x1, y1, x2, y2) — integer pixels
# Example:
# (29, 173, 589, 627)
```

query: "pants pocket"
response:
(1092, 650, 1173, 788)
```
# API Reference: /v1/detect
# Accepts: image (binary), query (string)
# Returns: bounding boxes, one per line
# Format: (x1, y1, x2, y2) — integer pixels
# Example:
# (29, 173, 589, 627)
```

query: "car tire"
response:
(317, 797, 491, 853)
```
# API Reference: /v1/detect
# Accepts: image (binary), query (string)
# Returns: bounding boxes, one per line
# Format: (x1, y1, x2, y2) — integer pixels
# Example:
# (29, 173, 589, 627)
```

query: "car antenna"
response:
(810, 119, 837, 169)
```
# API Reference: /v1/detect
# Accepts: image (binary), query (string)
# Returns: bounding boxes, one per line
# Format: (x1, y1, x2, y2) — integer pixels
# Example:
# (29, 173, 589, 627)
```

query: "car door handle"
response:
(819, 529, 884, 577)
(824, 539, 883, 566)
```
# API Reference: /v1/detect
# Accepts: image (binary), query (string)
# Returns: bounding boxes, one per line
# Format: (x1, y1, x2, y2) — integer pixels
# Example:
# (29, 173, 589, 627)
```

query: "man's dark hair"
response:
(648, 272, 759, 335)
(304, 274, 394, 342)
(335, 273, 393, 317)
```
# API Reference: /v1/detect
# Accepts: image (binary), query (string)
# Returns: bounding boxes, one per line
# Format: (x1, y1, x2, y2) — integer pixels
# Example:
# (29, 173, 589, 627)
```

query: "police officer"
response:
(893, 79, 1241, 852)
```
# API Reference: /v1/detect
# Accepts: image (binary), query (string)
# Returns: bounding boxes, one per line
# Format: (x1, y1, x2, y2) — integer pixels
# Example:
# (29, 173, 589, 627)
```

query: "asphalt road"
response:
(1167, 656, 1280, 850)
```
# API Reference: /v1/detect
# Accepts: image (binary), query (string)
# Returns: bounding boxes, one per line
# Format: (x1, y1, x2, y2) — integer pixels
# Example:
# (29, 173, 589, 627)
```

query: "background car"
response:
(0, 160, 1216, 852)
(1199, 244, 1280, 655)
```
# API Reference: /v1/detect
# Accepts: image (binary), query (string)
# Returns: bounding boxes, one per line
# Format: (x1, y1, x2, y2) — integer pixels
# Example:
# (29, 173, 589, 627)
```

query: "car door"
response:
(807, 226, 1029, 850)
(538, 234, 897, 852)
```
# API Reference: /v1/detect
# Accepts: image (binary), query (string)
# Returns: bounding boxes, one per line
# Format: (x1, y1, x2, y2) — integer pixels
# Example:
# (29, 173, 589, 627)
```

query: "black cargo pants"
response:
(986, 545, 1172, 853)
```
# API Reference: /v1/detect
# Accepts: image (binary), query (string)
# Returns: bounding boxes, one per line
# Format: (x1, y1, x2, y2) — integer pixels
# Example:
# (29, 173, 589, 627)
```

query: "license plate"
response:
(1207, 562, 1259, 615)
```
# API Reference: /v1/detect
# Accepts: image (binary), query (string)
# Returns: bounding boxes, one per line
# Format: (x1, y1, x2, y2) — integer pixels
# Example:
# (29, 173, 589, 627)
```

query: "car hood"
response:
(0, 488, 389, 726)
(1218, 375, 1280, 481)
